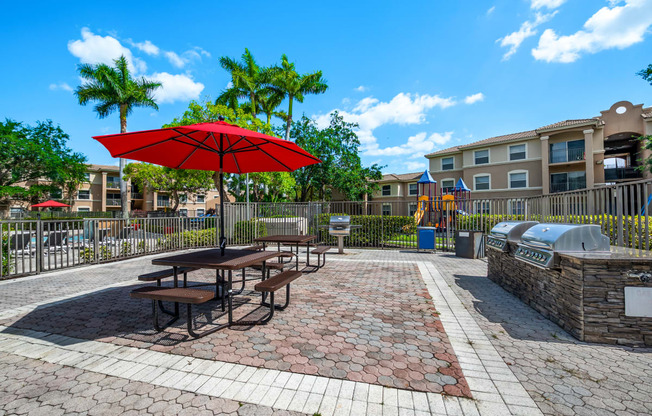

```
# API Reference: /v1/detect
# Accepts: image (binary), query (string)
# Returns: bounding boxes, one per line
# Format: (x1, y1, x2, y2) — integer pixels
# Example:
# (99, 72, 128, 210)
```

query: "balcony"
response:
(106, 180, 120, 189)
(157, 199, 170, 207)
(106, 198, 121, 206)
(550, 147, 585, 164)
(550, 178, 586, 193)
(604, 166, 642, 181)
(131, 192, 144, 200)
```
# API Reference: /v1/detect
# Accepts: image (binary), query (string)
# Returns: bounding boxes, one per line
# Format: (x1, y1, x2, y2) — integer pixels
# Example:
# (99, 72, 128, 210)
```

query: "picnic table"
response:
(151, 248, 281, 331)
(253, 235, 318, 271)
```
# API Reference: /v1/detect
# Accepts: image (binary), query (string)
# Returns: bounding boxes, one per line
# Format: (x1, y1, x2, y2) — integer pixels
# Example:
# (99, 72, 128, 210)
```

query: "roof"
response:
(417, 170, 436, 184)
(425, 130, 536, 157)
(643, 111, 652, 119)
(86, 164, 120, 172)
(536, 118, 599, 131)
(425, 146, 461, 157)
(376, 172, 422, 183)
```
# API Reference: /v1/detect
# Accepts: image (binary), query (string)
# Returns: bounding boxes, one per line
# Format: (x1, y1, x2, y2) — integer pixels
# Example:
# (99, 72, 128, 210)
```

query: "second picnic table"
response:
(254, 234, 318, 270)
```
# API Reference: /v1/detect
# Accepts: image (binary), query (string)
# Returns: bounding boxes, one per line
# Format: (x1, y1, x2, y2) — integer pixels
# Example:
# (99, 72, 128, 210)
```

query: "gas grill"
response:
(487, 221, 539, 252)
(516, 223, 610, 268)
(327, 216, 361, 254)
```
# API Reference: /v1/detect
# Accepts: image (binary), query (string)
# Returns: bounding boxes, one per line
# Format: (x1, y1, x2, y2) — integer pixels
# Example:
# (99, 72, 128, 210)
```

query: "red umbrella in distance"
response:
(32, 200, 70, 208)
(93, 120, 321, 255)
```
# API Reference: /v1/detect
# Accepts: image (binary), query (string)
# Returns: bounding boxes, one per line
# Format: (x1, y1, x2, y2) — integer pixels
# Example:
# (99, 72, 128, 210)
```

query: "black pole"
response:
(219, 133, 226, 256)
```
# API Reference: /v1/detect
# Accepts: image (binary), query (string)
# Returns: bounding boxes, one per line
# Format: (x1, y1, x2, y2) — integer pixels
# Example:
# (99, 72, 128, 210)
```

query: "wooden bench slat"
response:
(251, 262, 285, 271)
(244, 244, 264, 251)
(138, 267, 197, 281)
(130, 287, 213, 304)
(311, 246, 331, 255)
(255, 270, 302, 293)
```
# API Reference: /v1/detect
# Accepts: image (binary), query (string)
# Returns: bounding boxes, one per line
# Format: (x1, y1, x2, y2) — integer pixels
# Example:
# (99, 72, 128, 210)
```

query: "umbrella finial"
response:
(218, 115, 225, 122)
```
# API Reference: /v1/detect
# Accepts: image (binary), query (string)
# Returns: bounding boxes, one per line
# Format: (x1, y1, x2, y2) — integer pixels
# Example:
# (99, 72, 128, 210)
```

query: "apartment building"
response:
(425, 100, 652, 199)
(9, 164, 227, 217)
(369, 172, 422, 216)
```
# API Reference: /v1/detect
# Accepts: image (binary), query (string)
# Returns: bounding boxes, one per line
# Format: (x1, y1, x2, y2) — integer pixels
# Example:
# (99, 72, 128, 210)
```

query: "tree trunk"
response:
(284, 96, 293, 140)
(250, 92, 256, 117)
(266, 112, 271, 125)
(171, 189, 179, 212)
(119, 105, 128, 219)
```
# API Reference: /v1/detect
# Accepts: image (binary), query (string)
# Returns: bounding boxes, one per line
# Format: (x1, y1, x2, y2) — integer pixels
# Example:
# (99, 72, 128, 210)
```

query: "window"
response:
(178, 209, 188, 217)
(474, 175, 490, 190)
(179, 194, 188, 203)
(474, 149, 489, 165)
(197, 195, 205, 203)
(382, 185, 391, 196)
(509, 200, 525, 215)
(10, 207, 23, 218)
(474, 201, 490, 214)
(441, 157, 454, 170)
(509, 144, 526, 161)
(78, 190, 90, 200)
(157, 195, 170, 207)
(77, 207, 90, 212)
(214, 195, 219, 199)
(106, 193, 121, 206)
(509, 172, 527, 188)
(441, 179, 455, 192)
(84, 172, 91, 181)
(408, 183, 418, 196)
(408, 203, 417, 216)
(196, 209, 205, 217)
(382, 204, 391, 216)
(550, 139, 585, 163)
(106, 176, 120, 188)
(550, 172, 586, 193)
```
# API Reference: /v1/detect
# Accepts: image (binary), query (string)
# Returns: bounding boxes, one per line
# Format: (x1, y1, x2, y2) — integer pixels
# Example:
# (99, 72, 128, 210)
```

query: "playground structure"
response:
(413, 172, 472, 229)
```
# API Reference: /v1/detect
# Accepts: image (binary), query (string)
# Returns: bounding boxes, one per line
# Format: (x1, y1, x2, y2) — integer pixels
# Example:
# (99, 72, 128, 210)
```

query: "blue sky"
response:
(1, 0, 651, 174)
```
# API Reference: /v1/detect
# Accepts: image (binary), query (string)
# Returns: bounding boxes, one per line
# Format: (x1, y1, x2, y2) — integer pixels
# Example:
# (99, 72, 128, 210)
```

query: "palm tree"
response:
(218, 49, 264, 118)
(266, 54, 329, 140)
(75, 55, 161, 218)
(257, 90, 286, 124)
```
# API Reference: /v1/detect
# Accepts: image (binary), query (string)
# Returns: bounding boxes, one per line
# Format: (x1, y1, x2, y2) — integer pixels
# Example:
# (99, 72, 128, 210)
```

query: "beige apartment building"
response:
(8, 164, 227, 217)
(367, 101, 652, 216)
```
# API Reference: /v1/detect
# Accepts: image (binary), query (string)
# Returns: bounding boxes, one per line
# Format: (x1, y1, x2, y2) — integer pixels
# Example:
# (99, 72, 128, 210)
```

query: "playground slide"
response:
(414, 208, 424, 225)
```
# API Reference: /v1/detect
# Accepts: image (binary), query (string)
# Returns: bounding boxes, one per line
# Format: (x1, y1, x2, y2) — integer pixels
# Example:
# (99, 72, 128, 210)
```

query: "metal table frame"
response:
(254, 235, 318, 271)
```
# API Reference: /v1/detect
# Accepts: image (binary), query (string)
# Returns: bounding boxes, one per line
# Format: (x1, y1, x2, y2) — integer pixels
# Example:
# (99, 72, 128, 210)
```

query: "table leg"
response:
(297, 243, 301, 270)
(173, 266, 179, 317)
(227, 270, 233, 326)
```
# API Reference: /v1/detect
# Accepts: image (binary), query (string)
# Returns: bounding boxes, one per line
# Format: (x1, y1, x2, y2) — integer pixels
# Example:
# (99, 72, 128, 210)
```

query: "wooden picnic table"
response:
(152, 248, 280, 328)
(253, 235, 318, 271)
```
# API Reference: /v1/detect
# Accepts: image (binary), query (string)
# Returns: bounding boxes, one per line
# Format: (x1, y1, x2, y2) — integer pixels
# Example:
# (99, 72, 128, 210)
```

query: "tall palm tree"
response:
(266, 54, 329, 140)
(257, 90, 286, 124)
(218, 49, 264, 118)
(75, 55, 161, 218)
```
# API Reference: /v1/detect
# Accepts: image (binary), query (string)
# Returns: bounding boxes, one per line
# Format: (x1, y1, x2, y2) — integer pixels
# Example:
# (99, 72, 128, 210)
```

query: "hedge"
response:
(316, 213, 414, 247)
(232, 219, 267, 244)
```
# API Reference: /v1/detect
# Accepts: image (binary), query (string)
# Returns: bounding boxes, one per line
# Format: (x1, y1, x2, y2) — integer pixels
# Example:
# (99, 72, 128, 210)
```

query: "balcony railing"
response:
(106, 180, 120, 189)
(550, 147, 585, 163)
(604, 167, 641, 181)
(131, 192, 143, 200)
(106, 199, 121, 206)
(157, 199, 170, 207)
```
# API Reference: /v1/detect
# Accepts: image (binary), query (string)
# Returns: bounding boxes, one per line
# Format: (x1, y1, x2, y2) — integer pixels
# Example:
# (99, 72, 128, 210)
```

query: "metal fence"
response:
(2, 178, 651, 280)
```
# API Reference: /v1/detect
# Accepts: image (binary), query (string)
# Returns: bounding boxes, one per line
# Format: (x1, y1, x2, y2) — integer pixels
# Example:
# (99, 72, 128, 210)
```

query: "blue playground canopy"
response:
(417, 170, 436, 184)
(454, 178, 471, 192)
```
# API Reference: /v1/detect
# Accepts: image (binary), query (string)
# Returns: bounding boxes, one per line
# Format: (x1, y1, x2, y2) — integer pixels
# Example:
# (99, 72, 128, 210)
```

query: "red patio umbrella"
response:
(32, 200, 70, 208)
(93, 120, 321, 255)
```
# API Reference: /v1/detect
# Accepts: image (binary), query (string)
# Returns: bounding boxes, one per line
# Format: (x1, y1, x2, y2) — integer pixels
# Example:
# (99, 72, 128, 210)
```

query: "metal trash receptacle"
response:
(455, 230, 483, 258)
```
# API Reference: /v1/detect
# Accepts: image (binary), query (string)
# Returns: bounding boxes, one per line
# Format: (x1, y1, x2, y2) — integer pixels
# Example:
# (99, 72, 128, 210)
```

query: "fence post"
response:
(93, 220, 99, 264)
(381, 209, 384, 250)
(616, 186, 624, 247)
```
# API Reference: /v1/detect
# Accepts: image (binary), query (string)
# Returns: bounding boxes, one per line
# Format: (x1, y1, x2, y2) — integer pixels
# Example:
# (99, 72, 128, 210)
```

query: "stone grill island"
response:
(487, 222, 652, 347)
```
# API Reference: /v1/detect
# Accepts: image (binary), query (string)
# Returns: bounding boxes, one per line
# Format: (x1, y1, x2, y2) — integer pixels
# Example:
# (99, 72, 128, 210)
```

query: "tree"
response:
(0, 119, 87, 207)
(123, 163, 213, 212)
(257, 90, 286, 125)
(75, 55, 162, 218)
(228, 171, 296, 202)
(287, 112, 383, 201)
(266, 54, 329, 140)
(637, 64, 652, 85)
(217, 49, 269, 118)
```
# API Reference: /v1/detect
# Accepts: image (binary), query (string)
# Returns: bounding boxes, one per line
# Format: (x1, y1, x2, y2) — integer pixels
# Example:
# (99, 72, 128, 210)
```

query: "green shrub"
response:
(180, 228, 217, 247)
(316, 213, 414, 247)
(1, 229, 11, 276)
(232, 219, 267, 244)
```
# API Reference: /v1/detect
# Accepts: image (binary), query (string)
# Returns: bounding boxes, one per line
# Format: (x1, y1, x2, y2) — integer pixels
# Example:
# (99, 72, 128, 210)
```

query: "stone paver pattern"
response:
(0, 259, 470, 397)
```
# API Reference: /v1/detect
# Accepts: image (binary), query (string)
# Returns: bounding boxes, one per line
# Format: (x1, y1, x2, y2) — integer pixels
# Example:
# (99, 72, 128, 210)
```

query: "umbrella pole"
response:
(219, 133, 226, 256)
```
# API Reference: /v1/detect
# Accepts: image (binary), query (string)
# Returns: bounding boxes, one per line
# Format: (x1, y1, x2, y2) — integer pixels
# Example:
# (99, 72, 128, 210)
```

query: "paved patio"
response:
(0, 248, 650, 415)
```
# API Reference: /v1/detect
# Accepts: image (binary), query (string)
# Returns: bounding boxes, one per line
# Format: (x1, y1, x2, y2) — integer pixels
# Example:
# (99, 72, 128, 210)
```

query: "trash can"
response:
(417, 226, 437, 252)
(455, 230, 483, 258)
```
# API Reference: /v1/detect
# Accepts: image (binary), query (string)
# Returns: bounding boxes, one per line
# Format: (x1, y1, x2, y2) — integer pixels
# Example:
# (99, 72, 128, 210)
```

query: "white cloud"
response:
(164, 47, 210, 68)
(49, 82, 73, 92)
(364, 131, 454, 157)
(354, 85, 368, 92)
(532, 0, 652, 63)
(487, 6, 496, 15)
(405, 161, 427, 171)
(531, 0, 566, 9)
(498, 12, 557, 60)
(131, 40, 159, 56)
(164, 51, 185, 68)
(464, 93, 485, 104)
(150, 72, 204, 104)
(68, 28, 146, 73)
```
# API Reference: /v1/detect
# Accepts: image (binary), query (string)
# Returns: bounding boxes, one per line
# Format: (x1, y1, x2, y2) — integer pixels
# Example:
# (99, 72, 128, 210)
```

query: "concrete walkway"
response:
(0, 248, 649, 415)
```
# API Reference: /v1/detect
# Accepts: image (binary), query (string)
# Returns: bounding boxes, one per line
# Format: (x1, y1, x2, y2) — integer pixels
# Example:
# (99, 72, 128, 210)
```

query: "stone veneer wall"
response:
(487, 244, 652, 347)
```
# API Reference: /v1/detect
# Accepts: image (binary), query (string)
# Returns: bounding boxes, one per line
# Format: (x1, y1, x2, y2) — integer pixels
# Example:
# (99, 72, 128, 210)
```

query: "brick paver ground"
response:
(0, 260, 470, 397)
(0, 351, 305, 416)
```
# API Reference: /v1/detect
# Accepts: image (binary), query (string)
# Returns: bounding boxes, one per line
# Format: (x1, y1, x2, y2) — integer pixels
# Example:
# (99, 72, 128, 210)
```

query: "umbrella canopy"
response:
(94, 121, 321, 255)
(93, 121, 320, 173)
(32, 200, 70, 208)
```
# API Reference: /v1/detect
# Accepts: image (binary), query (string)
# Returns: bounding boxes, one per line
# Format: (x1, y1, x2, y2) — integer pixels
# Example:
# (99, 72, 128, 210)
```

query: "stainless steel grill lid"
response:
(520, 223, 610, 252)
(487, 221, 539, 251)
(329, 216, 351, 236)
